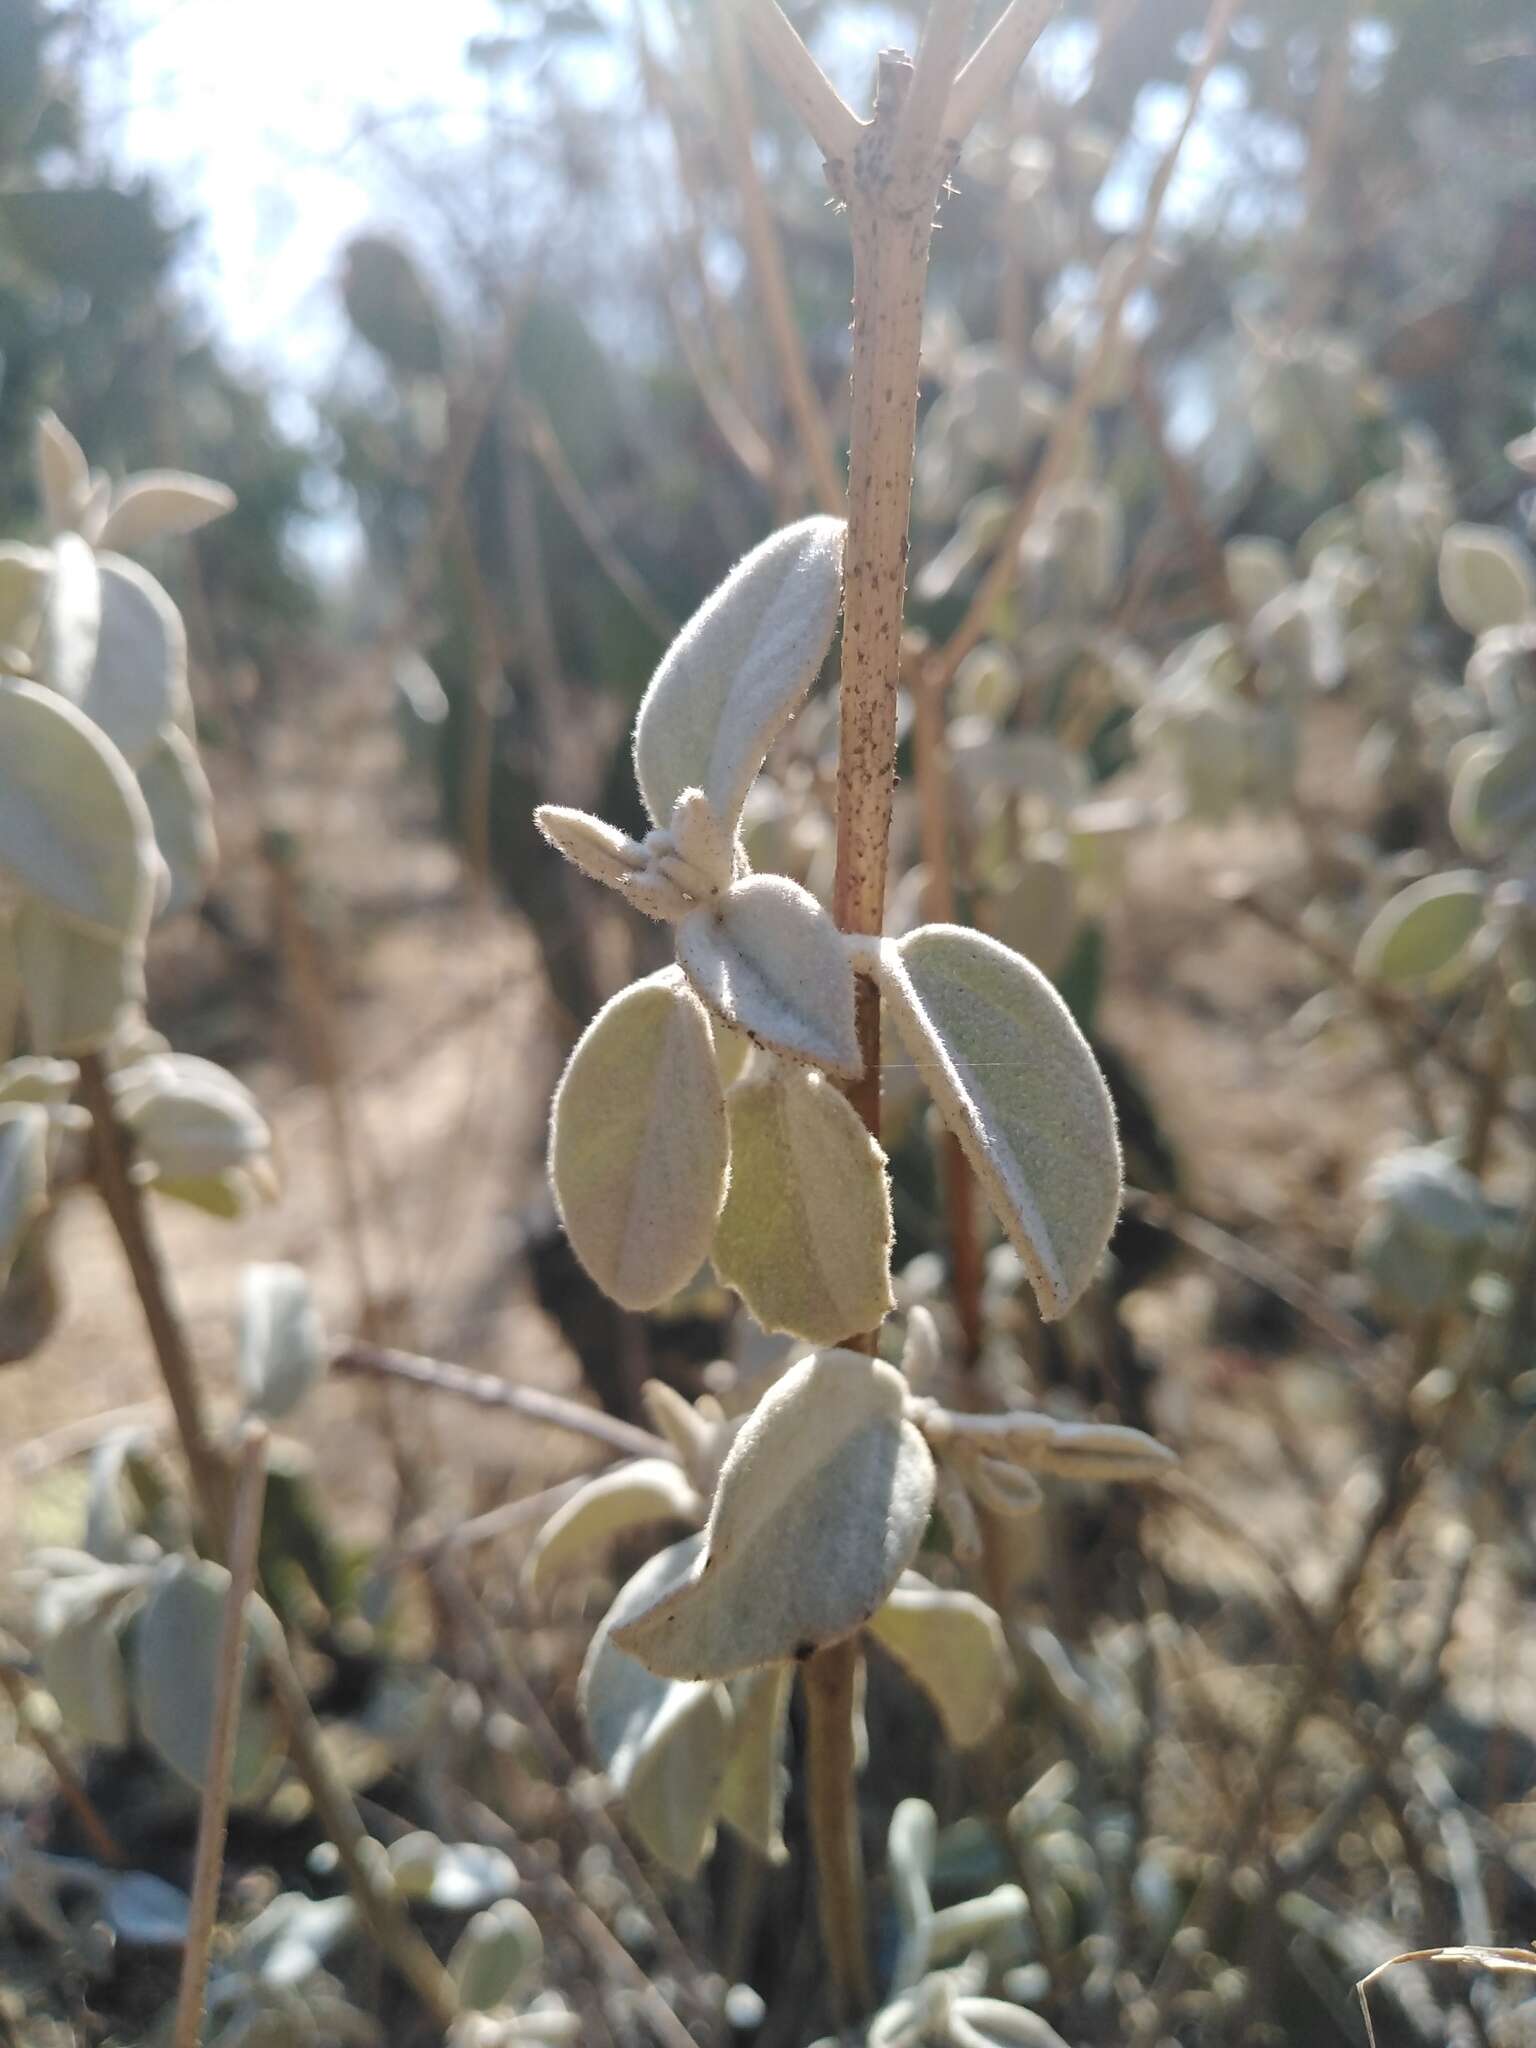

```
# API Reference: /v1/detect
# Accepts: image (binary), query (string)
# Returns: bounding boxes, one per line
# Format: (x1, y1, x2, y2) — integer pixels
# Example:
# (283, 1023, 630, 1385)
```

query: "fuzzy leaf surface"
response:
(678, 876, 860, 1077)
(137, 728, 216, 918)
(39, 533, 101, 705)
(718, 1664, 793, 1862)
(35, 414, 91, 532)
(712, 1059, 892, 1343)
(525, 1458, 701, 1596)
(64, 555, 187, 767)
(579, 1535, 733, 1877)
(866, 1573, 1013, 1748)
(611, 1350, 935, 1680)
(633, 515, 844, 832)
(549, 969, 728, 1309)
(14, 904, 143, 1056)
(96, 472, 236, 552)
(533, 804, 644, 893)
(876, 926, 1121, 1318)
(0, 678, 156, 937)
(131, 1560, 283, 1802)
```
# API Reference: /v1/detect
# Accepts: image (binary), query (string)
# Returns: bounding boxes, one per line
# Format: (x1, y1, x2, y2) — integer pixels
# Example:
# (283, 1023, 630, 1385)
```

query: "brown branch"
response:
(331, 1340, 671, 1463)
(521, 401, 678, 643)
(731, 0, 865, 162)
(172, 1423, 269, 2048)
(0, 1661, 125, 1866)
(803, 1636, 872, 2020)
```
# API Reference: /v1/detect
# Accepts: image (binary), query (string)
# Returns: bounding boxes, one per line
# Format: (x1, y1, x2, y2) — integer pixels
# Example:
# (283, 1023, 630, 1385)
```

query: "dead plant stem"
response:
(0, 1661, 124, 1866)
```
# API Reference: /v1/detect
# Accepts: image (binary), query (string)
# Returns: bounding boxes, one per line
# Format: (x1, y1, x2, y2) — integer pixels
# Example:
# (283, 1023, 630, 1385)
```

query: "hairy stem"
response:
(77, 1052, 229, 1551)
(172, 1422, 269, 2048)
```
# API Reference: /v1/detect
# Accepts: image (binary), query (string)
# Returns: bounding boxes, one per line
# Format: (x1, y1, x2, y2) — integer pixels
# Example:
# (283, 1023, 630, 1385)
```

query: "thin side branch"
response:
(172, 1422, 269, 2048)
(332, 1340, 671, 1463)
(943, 0, 1062, 143)
(896, 0, 979, 166)
(0, 1661, 125, 1866)
(732, 0, 865, 162)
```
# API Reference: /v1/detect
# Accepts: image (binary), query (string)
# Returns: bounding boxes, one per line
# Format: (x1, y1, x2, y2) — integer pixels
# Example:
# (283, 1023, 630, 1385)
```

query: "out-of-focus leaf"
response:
(238, 1263, 326, 1421)
(39, 532, 100, 699)
(0, 1101, 48, 1289)
(678, 875, 860, 1077)
(15, 903, 143, 1056)
(113, 1054, 270, 1181)
(60, 555, 187, 768)
(447, 1898, 543, 2012)
(137, 727, 216, 919)
(97, 473, 236, 552)
(34, 417, 90, 535)
(341, 235, 446, 378)
(1439, 523, 1536, 635)
(525, 1458, 701, 1597)
(866, 1573, 1013, 1747)
(1355, 871, 1485, 991)
(611, 1351, 935, 1680)
(131, 1560, 283, 1803)
(718, 1664, 792, 1862)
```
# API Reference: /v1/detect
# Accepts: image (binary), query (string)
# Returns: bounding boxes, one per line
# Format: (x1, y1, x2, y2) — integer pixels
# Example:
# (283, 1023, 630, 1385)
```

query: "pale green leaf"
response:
(611, 1350, 935, 1680)
(448, 1898, 543, 2012)
(0, 542, 50, 649)
(35, 414, 91, 533)
(113, 1054, 271, 1180)
(137, 728, 216, 919)
(131, 1560, 283, 1803)
(1355, 871, 1485, 991)
(712, 1058, 892, 1344)
(866, 1574, 1013, 1748)
(238, 1263, 327, 1421)
(677, 875, 860, 1077)
(718, 1664, 792, 1862)
(1439, 523, 1536, 635)
(96, 472, 236, 552)
(633, 516, 844, 832)
(15, 903, 143, 1056)
(0, 678, 156, 938)
(875, 925, 1121, 1319)
(63, 554, 187, 768)
(1450, 727, 1536, 856)
(524, 1458, 701, 1597)
(39, 532, 101, 702)
(579, 1535, 734, 1877)
(549, 969, 728, 1310)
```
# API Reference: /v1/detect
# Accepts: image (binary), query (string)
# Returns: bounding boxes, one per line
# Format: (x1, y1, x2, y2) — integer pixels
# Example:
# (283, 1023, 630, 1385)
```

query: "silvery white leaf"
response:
(718, 1663, 793, 1862)
(524, 1458, 701, 1597)
(900, 1305, 943, 1392)
(238, 1263, 327, 1421)
(39, 1582, 137, 1746)
(533, 804, 646, 893)
(0, 542, 50, 650)
(874, 926, 1121, 1319)
(35, 414, 91, 533)
(678, 876, 860, 1078)
(137, 728, 216, 919)
(114, 1055, 271, 1181)
(965, 1454, 1044, 1517)
(63, 554, 188, 768)
(96, 472, 236, 552)
(549, 969, 728, 1310)
(131, 1559, 283, 1803)
(866, 1574, 1013, 1748)
(948, 1996, 1070, 2046)
(238, 1890, 357, 1986)
(0, 678, 157, 939)
(39, 533, 101, 704)
(579, 1535, 734, 1878)
(611, 1350, 935, 1680)
(15, 904, 144, 1056)
(0, 1103, 49, 1289)
(1355, 870, 1485, 992)
(668, 788, 735, 895)
(633, 516, 844, 833)
(448, 1898, 543, 2012)
(712, 1058, 893, 1344)
(1439, 523, 1536, 635)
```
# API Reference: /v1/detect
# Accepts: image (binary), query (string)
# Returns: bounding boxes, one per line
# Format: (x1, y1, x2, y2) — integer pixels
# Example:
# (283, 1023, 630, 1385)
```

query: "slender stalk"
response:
(0, 1660, 125, 1866)
(331, 1339, 670, 1463)
(713, 0, 846, 518)
(802, 1635, 872, 2022)
(77, 1053, 228, 1551)
(172, 1422, 269, 2048)
(731, 0, 864, 164)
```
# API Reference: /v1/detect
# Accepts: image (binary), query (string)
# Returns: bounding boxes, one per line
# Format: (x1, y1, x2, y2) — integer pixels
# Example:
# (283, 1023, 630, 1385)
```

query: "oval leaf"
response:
(15, 902, 144, 1056)
(0, 1102, 49, 1288)
(633, 516, 845, 832)
(137, 728, 216, 919)
(718, 1664, 793, 1862)
(549, 969, 728, 1310)
(712, 1058, 893, 1344)
(526, 1458, 701, 1597)
(35, 414, 91, 533)
(677, 876, 859, 1077)
(131, 1560, 283, 1803)
(1450, 727, 1536, 856)
(866, 1574, 1013, 1748)
(579, 1536, 734, 1877)
(238, 1263, 327, 1421)
(1356, 871, 1485, 991)
(0, 678, 157, 938)
(115, 1056, 271, 1179)
(1439, 523, 1536, 635)
(448, 1897, 544, 2012)
(39, 533, 101, 703)
(66, 554, 187, 767)
(96, 472, 236, 552)
(875, 925, 1121, 1319)
(611, 1350, 936, 1680)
